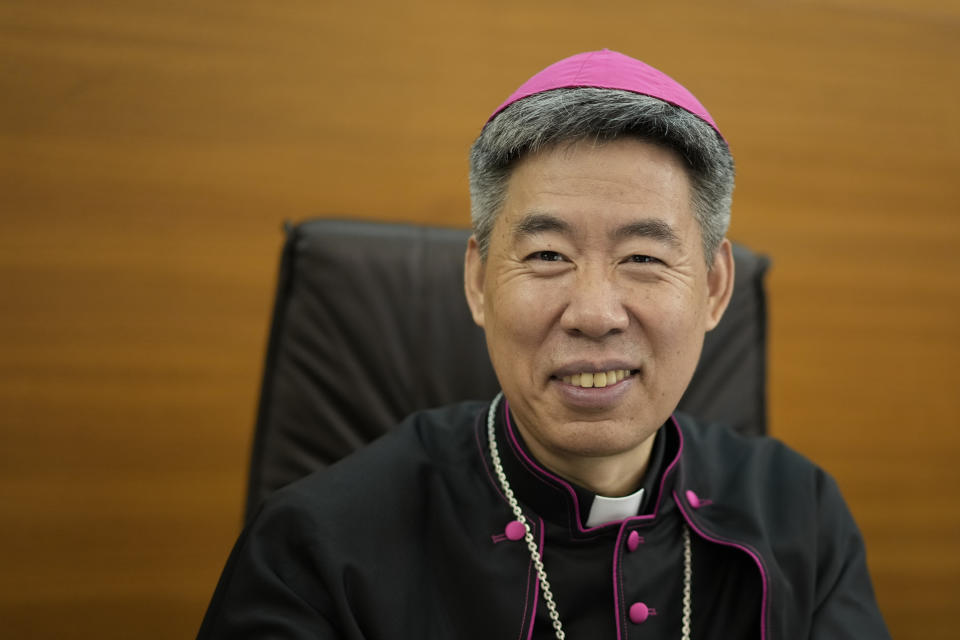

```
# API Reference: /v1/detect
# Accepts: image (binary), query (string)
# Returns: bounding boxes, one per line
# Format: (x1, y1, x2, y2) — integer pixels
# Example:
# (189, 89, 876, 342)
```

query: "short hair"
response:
(468, 88, 734, 265)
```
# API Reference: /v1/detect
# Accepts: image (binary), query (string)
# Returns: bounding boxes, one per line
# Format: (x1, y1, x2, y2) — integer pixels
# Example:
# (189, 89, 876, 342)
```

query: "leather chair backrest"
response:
(245, 219, 770, 520)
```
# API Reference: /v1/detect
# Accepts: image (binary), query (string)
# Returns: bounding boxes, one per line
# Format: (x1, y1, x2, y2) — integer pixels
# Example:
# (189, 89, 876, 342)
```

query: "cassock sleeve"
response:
(196, 497, 352, 639)
(809, 472, 892, 640)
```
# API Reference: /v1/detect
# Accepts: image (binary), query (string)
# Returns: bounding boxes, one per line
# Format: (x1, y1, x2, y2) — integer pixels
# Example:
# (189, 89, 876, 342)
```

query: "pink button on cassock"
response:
(505, 520, 526, 541)
(629, 602, 650, 624)
(627, 530, 642, 552)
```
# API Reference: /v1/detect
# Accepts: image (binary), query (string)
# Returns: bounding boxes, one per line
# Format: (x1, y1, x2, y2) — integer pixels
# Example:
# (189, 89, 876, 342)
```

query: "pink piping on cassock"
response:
(675, 494, 770, 640)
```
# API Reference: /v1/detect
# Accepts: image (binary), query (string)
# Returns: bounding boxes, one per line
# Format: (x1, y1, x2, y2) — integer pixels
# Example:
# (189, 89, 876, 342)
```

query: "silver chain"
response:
(681, 526, 692, 639)
(486, 393, 692, 640)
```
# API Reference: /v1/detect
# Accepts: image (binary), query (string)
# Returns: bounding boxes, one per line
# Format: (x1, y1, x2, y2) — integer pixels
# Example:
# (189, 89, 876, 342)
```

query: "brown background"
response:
(2, 0, 958, 638)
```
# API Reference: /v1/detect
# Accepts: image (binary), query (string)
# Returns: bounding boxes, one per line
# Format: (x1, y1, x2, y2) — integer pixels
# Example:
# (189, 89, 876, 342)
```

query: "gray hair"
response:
(468, 88, 734, 264)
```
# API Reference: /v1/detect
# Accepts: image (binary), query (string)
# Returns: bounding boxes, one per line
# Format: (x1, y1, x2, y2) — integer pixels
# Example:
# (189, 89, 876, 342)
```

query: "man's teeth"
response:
(561, 370, 631, 388)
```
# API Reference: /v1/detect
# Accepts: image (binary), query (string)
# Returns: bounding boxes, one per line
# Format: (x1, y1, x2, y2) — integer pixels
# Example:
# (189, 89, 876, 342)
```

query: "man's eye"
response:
(531, 251, 564, 262)
(628, 255, 659, 264)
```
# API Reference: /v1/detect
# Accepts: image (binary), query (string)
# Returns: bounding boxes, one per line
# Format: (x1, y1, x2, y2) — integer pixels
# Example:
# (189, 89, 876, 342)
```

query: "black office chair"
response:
(245, 219, 770, 521)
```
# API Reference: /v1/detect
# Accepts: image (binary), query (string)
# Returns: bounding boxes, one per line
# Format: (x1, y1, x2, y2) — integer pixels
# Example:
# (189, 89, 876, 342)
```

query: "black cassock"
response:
(199, 400, 890, 639)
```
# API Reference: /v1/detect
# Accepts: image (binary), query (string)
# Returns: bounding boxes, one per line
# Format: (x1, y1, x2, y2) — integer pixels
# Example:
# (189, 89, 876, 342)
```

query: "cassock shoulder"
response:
(673, 412, 825, 503)
(199, 401, 503, 639)
(252, 400, 491, 538)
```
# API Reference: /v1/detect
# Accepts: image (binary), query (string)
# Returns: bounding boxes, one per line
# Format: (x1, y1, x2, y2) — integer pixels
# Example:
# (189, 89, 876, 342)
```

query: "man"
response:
(199, 50, 890, 639)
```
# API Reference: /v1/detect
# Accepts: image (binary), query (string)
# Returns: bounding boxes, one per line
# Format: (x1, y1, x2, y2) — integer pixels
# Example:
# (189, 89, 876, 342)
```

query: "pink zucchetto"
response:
(487, 49, 723, 140)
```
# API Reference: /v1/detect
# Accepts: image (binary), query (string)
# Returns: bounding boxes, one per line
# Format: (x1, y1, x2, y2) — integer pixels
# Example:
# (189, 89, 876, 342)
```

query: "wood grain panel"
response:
(1, 0, 957, 637)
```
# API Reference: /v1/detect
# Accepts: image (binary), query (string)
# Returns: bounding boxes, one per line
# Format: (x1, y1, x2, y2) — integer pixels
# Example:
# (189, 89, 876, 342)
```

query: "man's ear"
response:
(464, 235, 487, 327)
(705, 238, 735, 331)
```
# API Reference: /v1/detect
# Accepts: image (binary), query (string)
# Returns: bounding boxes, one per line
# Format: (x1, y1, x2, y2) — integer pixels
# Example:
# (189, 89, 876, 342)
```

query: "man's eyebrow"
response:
(612, 219, 682, 248)
(513, 213, 572, 238)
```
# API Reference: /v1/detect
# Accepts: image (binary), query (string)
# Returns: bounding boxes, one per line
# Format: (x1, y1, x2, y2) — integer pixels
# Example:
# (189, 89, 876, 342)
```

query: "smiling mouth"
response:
(558, 369, 637, 388)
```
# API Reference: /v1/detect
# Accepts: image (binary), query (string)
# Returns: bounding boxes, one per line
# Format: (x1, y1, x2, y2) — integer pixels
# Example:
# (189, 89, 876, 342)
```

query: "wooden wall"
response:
(2, 1, 957, 637)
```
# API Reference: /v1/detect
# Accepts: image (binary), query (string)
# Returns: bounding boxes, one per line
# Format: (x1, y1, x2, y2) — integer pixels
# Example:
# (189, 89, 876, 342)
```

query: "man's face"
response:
(465, 137, 733, 492)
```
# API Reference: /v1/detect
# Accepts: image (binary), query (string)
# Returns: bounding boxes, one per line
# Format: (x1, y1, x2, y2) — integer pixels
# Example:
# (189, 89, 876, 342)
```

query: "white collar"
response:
(584, 486, 645, 527)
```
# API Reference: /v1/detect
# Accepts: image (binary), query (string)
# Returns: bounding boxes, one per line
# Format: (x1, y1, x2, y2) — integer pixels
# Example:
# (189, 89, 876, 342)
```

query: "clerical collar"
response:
(584, 487, 646, 527)
(493, 398, 679, 534)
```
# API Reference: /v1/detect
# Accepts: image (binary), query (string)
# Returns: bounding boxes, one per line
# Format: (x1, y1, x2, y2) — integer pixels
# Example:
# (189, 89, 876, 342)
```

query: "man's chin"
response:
(544, 418, 658, 456)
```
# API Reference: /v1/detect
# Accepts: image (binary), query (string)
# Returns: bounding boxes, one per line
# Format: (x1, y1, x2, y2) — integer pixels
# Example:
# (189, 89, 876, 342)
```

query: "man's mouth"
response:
(559, 369, 636, 388)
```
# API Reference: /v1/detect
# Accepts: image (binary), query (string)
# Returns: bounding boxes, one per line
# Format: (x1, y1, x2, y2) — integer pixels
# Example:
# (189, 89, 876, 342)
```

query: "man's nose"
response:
(558, 270, 630, 338)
